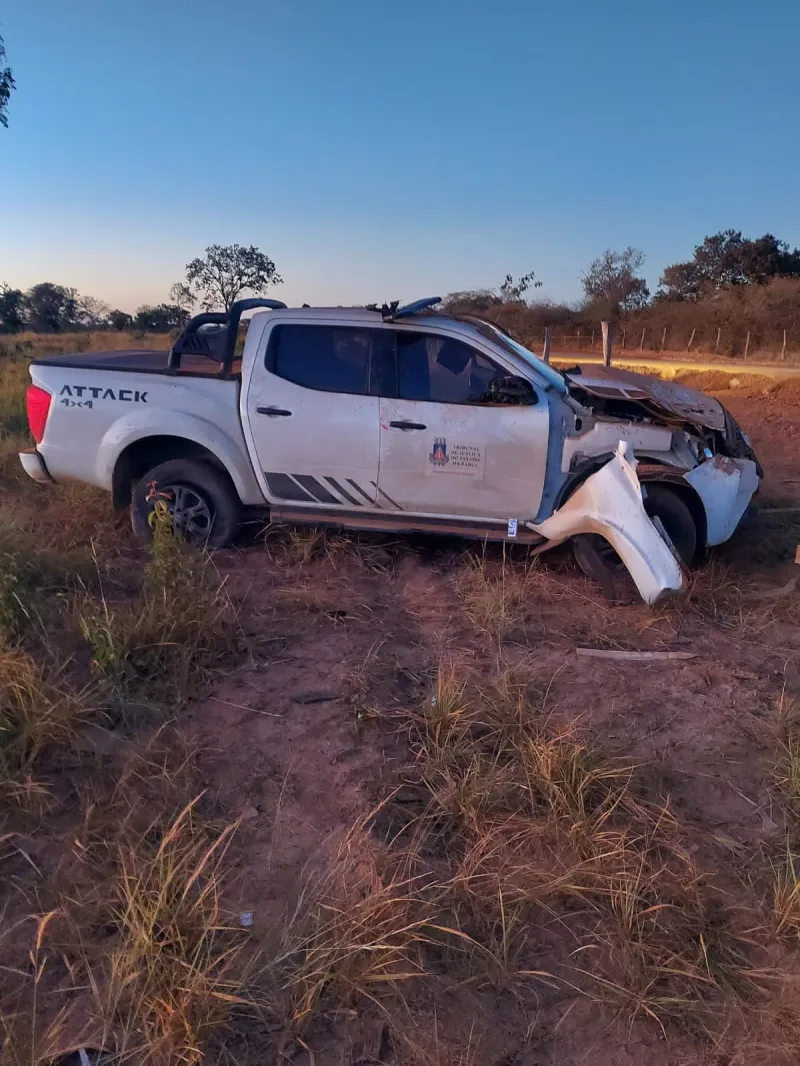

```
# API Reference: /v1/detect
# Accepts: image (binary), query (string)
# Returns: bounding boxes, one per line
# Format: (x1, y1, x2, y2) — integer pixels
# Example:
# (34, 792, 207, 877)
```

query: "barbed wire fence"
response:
(543, 324, 798, 361)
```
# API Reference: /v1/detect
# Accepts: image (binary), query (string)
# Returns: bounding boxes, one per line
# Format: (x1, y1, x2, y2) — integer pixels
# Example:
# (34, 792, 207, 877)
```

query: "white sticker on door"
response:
(427, 437, 485, 477)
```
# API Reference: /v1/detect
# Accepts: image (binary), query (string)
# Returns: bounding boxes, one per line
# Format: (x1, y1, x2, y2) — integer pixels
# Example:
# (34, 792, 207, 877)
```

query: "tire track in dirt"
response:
(185, 546, 431, 935)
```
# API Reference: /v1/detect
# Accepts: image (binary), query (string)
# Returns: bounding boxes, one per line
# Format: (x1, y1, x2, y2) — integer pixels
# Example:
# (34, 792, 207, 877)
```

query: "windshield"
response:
(465, 319, 567, 394)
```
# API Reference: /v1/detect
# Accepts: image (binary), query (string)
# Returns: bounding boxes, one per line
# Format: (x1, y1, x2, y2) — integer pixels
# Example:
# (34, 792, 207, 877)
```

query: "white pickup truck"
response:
(20, 296, 761, 604)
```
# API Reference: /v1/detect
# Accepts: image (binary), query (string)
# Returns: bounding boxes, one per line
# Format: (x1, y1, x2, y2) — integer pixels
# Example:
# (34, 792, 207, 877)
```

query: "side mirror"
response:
(486, 375, 537, 405)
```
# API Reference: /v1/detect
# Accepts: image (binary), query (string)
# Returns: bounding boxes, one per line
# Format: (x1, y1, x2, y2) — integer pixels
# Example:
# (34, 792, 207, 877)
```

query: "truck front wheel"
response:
(572, 484, 698, 596)
(131, 459, 240, 548)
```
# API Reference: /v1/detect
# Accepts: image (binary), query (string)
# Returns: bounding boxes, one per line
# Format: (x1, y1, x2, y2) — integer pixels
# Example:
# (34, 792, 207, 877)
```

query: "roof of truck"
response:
(251, 305, 445, 321)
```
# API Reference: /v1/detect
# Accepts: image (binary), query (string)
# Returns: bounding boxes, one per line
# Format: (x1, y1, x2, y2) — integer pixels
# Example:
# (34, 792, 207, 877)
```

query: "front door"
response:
(245, 321, 385, 510)
(377, 329, 550, 521)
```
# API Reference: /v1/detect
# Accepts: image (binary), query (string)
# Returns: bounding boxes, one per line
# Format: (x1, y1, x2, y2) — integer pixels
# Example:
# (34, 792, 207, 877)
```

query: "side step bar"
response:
(269, 505, 546, 545)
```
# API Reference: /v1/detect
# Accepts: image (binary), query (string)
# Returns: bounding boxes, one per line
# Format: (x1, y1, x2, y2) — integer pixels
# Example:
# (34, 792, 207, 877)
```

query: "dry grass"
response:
(454, 552, 537, 641)
(265, 525, 327, 566)
(90, 796, 252, 1066)
(0, 358, 29, 441)
(0, 347, 254, 1066)
(275, 841, 438, 1030)
(378, 662, 764, 1033)
(0, 645, 95, 806)
(79, 518, 236, 716)
(774, 694, 800, 814)
(1, 329, 171, 361)
(770, 842, 800, 942)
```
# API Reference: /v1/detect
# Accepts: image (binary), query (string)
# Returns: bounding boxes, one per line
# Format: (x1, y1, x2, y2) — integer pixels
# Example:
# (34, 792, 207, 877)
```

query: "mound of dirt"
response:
(674, 370, 775, 394)
(770, 378, 800, 404)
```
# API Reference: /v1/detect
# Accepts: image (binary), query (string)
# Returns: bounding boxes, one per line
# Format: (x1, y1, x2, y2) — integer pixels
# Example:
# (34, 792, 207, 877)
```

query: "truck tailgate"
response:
(28, 361, 249, 495)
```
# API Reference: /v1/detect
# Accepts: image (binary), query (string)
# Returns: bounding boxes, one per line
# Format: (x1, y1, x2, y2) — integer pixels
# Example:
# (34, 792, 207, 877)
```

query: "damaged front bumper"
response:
(530, 444, 759, 606)
(685, 454, 760, 546)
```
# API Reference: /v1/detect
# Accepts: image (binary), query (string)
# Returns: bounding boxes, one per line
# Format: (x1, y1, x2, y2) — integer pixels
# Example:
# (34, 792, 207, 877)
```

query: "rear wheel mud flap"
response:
(531, 441, 685, 605)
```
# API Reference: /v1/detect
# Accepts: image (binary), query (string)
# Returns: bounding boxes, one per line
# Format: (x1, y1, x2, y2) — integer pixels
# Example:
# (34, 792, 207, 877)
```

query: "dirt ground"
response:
(180, 387, 799, 1064)
(1, 384, 798, 1066)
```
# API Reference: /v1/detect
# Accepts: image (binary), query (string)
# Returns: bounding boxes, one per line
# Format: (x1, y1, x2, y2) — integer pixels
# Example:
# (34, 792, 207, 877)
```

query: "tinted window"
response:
(395, 332, 503, 404)
(271, 325, 390, 396)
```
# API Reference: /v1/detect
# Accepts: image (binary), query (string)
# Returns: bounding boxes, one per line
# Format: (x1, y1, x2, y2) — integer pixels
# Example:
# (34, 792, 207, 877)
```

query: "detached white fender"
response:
(531, 441, 685, 605)
(684, 456, 759, 546)
(97, 409, 265, 506)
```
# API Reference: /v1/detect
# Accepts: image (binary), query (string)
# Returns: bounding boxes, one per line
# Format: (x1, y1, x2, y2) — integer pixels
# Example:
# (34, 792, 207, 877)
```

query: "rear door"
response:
(245, 322, 389, 510)
(377, 329, 550, 521)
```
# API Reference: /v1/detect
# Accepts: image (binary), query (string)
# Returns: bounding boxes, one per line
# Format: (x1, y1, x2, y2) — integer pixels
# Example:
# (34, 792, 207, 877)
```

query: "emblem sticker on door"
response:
(426, 438, 485, 477)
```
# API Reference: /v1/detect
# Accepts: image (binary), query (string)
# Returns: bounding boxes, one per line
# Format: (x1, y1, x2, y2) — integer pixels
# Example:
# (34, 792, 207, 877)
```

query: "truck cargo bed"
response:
(33, 349, 239, 377)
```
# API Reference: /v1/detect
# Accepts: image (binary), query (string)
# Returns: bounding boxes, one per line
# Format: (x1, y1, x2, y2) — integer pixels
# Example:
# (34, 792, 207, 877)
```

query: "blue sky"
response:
(2, 0, 799, 313)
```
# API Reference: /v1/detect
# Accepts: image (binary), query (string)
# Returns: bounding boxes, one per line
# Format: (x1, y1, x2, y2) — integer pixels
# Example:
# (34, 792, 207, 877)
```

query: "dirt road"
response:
(552, 351, 800, 379)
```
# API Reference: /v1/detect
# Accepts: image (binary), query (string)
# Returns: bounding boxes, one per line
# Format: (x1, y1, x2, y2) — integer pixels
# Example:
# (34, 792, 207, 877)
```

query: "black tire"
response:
(642, 484, 698, 567)
(573, 484, 698, 594)
(131, 459, 240, 548)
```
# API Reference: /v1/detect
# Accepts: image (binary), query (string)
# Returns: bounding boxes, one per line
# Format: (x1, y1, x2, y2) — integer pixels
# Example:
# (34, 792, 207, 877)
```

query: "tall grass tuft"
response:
(0, 645, 94, 806)
(80, 512, 237, 714)
(90, 796, 252, 1065)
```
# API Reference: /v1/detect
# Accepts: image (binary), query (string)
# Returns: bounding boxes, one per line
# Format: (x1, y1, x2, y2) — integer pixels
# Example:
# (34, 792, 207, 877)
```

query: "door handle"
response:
(389, 420, 427, 431)
(257, 406, 292, 417)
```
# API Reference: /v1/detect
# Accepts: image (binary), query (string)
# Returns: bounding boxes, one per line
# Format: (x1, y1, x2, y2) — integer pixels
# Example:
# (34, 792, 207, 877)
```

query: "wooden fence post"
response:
(714, 328, 721, 354)
(621, 328, 627, 350)
(686, 328, 696, 352)
(743, 331, 751, 360)
(639, 328, 646, 351)
(781, 329, 787, 361)
(601, 320, 614, 367)
(660, 326, 667, 352)
(542, 326, 552, 364)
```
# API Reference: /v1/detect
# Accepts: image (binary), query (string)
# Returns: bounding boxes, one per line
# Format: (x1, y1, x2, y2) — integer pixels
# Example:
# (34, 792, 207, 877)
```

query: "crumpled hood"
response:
(564, 365, 726, 432)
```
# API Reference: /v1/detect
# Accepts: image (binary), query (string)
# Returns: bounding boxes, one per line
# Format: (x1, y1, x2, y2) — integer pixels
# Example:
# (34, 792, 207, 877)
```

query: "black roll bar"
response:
(168, 297, 288, 375)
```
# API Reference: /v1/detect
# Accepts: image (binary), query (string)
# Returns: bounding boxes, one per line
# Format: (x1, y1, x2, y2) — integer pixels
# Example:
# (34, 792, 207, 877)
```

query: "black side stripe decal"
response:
(266, 472, 384, 508)
(324, 477, 362, 506)
(372, 482, 404, 510)
(346, 479, 378, 506)
(292, 475, 341, 505)
(265, 472, 316, 503)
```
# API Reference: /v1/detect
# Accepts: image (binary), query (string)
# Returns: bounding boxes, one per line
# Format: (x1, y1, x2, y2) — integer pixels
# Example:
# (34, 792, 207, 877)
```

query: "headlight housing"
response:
(721, 406, 763, 479)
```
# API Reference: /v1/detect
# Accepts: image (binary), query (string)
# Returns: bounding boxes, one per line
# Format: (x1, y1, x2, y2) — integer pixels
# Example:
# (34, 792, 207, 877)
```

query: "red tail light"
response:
(26, 385, 52, 444)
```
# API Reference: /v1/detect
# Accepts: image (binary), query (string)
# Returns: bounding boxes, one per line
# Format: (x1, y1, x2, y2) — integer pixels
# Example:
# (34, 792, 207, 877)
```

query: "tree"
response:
(109, 309, 134, 331)
(443, 270, 542, 312)
(659, 230, 800, 301)
(76, 294, 110, 329)
(0, 35, 15, 129)
(184, 244, 283, 312)
(581, 248, 649, 316)
(25, 283, 79, 332)
(0, 284, 25, 332)
(168, 282, 195, 318)
(498, 271, 542, 303)
(133, 304, 188, 332)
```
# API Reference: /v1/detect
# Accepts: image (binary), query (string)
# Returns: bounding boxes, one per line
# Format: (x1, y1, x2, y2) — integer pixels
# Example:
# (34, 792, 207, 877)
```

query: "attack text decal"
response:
(58, 385, 148, 409)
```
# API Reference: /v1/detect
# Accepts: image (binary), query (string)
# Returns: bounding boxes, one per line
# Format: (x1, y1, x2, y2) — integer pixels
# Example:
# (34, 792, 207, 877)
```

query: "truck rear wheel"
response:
(131, 459, 240, 548)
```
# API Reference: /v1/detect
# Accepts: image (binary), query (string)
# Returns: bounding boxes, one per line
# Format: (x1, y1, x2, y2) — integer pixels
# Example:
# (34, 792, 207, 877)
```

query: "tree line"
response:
(447, 231, 800, 319)
(3, 230, 799, 349)
(0, 245, 282, 334)
(445, 230, 800, 357)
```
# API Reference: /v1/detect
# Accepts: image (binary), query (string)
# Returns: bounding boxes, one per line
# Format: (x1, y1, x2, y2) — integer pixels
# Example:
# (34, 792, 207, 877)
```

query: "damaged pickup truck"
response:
(19, 296, 761, 604)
